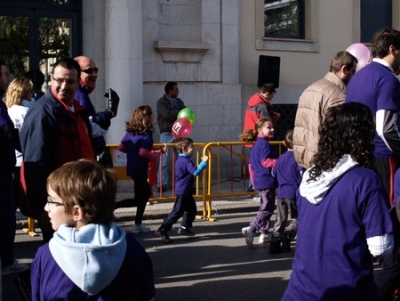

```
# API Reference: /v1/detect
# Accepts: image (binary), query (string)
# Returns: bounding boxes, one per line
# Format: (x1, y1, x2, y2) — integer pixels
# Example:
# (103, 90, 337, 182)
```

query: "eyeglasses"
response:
(52, 77, 78, 86)
(81, 67, 99, 74)
(47, 196, 63, 207)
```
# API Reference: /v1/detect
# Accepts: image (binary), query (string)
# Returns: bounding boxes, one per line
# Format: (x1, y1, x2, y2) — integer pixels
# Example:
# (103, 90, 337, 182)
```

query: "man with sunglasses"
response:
(74, 56, 120, 167)
(20, 57, 96, 242)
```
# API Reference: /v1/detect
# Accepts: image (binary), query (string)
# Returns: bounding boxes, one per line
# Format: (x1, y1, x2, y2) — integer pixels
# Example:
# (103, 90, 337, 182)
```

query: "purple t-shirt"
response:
(282, 166, 393, 301)
(120, 131, 153, 179)
(345, 62, 400, 158)
(273, 150, 302, 199)
(250, 136, 275, 190)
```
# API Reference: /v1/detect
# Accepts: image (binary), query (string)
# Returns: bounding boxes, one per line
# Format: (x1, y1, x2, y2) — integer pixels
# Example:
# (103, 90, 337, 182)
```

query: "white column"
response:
(105, 0, 144, 143)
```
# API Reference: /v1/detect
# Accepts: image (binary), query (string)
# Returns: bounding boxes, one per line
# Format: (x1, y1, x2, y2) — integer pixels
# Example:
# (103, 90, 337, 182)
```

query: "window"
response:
(0, 0, 81, 83)
(360, 0, 392, 43)
(264, 0, 305, 39)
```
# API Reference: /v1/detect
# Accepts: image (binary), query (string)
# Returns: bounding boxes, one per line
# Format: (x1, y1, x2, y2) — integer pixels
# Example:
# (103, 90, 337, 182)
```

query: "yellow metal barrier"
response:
(24, 141, 283, 235)
(200, 141, 284, 221)
(108, 142, 207, 203)
(23, 217, 39, 236)
(108, 142, 284, 221)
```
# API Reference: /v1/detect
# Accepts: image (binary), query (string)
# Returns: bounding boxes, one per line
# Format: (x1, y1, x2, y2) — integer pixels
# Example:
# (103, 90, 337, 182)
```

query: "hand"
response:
(202, 156, 209, 162)
(104, 88, 120, 117)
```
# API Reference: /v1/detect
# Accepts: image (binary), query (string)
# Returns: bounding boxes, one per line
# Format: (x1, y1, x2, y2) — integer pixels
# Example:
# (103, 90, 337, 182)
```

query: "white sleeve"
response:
(89, 116, 108, 137)
(366, 233, 394, 259)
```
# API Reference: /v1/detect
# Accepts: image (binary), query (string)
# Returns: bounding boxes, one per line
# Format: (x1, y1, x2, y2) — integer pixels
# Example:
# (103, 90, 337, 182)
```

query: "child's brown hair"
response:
(46, 159, 117, 224)
(239, 117, 273, 143)
(175, 137, 194, 153)
(126, 105, 154, 134)
(283, 129, 294, 149)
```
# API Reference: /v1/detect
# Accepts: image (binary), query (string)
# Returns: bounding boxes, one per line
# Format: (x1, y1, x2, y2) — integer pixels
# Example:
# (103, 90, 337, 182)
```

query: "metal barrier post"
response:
(23, 217, 38, 236)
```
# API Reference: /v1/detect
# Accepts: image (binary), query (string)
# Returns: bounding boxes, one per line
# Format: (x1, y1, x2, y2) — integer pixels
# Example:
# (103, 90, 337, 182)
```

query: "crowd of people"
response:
(237, 26, 400, 300)
(2, 26, 400, 300)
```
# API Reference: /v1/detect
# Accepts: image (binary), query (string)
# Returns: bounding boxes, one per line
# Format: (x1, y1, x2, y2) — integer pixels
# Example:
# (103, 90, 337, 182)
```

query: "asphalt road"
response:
(5, 212, 294, 301)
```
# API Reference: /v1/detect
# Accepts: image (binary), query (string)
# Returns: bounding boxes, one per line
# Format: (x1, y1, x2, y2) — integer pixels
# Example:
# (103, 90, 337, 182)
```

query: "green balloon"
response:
(177, 108, 196, 125)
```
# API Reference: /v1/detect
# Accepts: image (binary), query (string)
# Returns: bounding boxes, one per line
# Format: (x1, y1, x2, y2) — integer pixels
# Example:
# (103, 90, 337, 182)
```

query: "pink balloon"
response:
(346, 43, 371, 72)
(172, 118, 192, 139)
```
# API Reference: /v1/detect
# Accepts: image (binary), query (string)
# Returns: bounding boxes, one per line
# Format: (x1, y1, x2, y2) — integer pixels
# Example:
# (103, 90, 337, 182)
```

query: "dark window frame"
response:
(0, 0, 82, 73)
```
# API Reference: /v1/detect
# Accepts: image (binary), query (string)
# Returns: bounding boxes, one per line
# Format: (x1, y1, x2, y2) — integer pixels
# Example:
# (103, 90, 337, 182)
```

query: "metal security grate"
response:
(273, 104, 298, 140)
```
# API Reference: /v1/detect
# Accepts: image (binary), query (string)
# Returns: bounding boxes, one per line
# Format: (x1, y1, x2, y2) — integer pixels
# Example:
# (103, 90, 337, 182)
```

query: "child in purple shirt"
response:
(270, 129, 302, 254)
(115, 105, 164, 234)
(240, 117, 277, 248)
(156, 137, 208, 243)
(282, 103, 393, 301)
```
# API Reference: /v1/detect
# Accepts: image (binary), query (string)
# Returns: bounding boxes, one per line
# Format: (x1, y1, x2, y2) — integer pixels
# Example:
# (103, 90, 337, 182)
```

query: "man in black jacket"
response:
(156, 82, 185, 192)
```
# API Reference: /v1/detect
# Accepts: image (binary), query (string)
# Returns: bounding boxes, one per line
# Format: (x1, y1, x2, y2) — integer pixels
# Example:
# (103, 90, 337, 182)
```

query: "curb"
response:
(16, 203, 259, 231)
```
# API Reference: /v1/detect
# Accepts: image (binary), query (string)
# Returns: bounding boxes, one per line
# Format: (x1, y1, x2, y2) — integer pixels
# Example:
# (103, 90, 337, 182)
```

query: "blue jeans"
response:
(158, 132, 175, 188)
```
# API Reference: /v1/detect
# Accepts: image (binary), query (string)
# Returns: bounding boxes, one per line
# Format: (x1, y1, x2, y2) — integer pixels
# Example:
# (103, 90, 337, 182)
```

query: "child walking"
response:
(156, 137, 208, 243)
(269, 129, 302, 254)
(240, 117, 277, 248)
(115, 105, 164, 234)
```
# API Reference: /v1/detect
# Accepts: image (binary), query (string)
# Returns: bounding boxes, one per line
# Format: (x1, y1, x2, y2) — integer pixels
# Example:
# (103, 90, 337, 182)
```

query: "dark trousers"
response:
(160, 194, 197, 231)
(272, 198, 298, 238)
(250, 188, 275, 235)
(375, 252, 400, 301)
(13, 166, 20, 210)
(114, 177, 150, 224)
(0, 172, 16, 267)
(374, 157, 398, 205)
(375, 209, 400, 301)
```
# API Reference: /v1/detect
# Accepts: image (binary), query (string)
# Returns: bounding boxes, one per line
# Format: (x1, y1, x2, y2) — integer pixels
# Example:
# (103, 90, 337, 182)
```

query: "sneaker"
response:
(259, 233, 269, 243)
(2, 260, 29, 276)
(177, 227, 195, 236)
(156, 229, 172, 243)
(241, 226, 254, 248)
(131, 224, 151, 234)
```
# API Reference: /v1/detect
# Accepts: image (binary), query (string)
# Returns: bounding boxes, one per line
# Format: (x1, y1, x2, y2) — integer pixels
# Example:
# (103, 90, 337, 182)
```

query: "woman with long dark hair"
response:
(282, 102, 394, 301)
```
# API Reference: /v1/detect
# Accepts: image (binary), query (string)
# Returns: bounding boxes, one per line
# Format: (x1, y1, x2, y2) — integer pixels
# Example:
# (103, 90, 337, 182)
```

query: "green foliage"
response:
(0, 16, 29, 76)
(0, 15, 70, 77)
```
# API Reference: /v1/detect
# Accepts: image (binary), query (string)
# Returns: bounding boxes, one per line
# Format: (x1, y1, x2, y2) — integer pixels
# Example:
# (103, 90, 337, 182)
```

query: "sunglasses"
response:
(81, 67, 99, 74)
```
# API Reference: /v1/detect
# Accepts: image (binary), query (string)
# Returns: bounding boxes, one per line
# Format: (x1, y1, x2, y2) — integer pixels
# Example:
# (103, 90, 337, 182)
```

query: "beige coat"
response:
(293, 72, 347, 169)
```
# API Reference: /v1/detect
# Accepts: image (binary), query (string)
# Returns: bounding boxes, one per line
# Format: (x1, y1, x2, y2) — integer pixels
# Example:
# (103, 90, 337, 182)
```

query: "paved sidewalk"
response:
(16, 179, 261, 230)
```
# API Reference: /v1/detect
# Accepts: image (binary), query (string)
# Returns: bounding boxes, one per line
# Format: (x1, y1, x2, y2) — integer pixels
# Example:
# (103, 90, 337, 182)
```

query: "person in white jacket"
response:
(5, 77, 33, 208)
